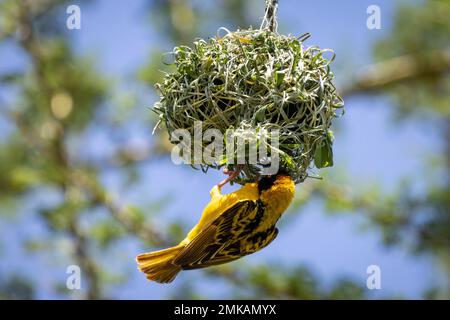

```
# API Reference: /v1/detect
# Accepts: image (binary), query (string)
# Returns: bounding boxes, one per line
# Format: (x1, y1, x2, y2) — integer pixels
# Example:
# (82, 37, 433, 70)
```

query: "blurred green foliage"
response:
(374, 0, 450, 116)
(0, 276, 34, 300)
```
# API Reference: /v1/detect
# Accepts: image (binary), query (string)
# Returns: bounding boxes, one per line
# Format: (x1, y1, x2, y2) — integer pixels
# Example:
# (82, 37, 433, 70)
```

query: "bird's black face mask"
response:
(258, 168, 291, 193)
(258, 175, 278, 193)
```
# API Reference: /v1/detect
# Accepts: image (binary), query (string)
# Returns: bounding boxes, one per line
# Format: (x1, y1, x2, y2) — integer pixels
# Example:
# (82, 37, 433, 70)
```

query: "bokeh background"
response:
(0, 0, 449, 299)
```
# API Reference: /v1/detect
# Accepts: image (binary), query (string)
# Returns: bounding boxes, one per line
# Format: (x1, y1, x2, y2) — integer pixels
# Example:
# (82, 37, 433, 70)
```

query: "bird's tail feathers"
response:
(136, 245, 184, 283)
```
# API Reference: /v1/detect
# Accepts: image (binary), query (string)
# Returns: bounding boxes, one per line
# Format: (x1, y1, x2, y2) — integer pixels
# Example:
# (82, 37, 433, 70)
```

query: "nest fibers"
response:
(153, 28, 344, 184)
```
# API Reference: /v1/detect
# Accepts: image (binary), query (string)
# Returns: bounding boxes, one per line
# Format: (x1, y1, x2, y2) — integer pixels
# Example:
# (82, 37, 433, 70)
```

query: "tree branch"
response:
(340, 48, 450, 97)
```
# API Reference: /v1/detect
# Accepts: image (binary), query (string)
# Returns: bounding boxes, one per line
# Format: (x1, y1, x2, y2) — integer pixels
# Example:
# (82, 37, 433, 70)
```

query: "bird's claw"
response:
(217, 165, 243, 188)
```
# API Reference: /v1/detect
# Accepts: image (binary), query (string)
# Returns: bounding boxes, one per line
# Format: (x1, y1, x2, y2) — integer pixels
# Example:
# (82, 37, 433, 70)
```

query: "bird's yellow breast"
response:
(260, 176, 295, 215)
(258, 175, 296, 229)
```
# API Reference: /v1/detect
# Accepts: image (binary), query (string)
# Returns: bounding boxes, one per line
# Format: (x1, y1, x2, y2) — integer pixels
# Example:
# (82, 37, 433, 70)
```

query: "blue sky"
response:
(0, 0, 440, 299)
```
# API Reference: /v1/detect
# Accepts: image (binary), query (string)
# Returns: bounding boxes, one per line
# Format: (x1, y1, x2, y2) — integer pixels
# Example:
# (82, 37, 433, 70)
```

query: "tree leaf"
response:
(314, 137, 333, 168)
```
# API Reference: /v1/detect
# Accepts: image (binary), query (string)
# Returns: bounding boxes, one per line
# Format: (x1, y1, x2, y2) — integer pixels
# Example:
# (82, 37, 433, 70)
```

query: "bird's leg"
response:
(217, 165, 243, 189)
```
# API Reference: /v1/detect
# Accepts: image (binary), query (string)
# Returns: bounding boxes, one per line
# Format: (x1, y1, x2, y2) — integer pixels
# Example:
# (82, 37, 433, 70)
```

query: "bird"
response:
(135, 170, 295, 283)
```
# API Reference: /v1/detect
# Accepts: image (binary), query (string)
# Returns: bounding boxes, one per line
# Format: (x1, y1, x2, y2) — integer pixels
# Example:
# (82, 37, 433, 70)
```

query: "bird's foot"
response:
(217, 165, 243, 189)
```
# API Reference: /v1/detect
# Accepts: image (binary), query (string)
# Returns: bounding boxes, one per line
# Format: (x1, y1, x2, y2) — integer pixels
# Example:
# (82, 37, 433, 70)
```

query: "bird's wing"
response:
(173, 200, 263, 269)
(181, 227, 279, 270)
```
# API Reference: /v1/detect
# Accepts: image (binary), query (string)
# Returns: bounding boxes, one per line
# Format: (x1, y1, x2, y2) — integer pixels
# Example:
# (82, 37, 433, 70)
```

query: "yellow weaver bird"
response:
(136, 171, 295, 283)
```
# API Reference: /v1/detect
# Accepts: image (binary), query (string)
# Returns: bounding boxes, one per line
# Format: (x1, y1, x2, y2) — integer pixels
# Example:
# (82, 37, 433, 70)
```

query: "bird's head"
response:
(257, 168, 292, 193)
(257, 169, 296, 214)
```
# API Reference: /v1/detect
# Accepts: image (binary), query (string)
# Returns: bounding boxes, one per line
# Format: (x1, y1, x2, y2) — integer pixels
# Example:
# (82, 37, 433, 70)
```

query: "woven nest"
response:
(153, 28, 344, 184)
